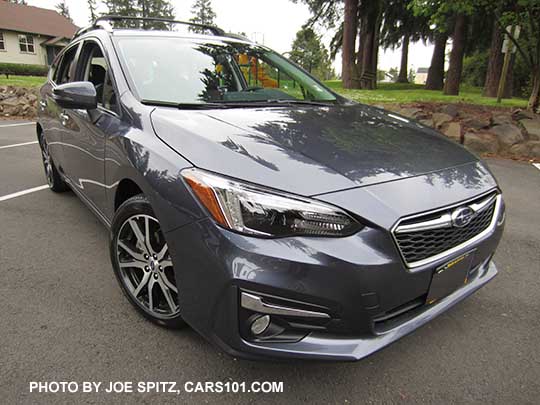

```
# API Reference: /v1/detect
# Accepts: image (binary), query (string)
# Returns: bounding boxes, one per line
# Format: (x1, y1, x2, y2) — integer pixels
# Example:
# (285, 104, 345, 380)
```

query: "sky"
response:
(26, 0, 435, 73)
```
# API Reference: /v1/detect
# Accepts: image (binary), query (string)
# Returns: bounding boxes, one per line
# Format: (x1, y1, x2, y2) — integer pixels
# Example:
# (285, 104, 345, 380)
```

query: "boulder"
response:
(464, 132, 499, 154)
(521, 119, 540, 141)
(513, 109, 537, 121)
(419, 119, 434, 128)
(432, 112, 453, 129)
(492, 114, 513, 126)
(509, 141, 540, 159)
(442, 122, 462, 143)
(488, 123, 524, 148)
(462, 116, 491, 130)
(439, 104, 459, 118)
(399, 107, 423, 119)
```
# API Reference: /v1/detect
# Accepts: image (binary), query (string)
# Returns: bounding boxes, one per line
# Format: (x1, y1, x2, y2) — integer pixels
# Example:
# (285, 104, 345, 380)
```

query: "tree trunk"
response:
(425, 32, 447, 90)
(444, 14, 468, 95)
(356, 0, 380, 89)
(528, 69, 540, 112)
(397, 34, 409, 83)
(342, 0, 358, 89)
(484, 23, 514, 98)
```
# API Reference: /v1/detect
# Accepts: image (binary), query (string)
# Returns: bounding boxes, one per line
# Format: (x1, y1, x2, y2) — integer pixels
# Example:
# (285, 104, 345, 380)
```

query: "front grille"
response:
(393, 193, 498, 267)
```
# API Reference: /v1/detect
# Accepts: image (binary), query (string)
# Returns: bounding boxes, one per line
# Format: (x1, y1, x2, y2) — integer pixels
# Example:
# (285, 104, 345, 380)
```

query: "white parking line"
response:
(0, 141, 38, 150)
(0, 122, 35, 128)
(534, 163, 540, 171)
(0, 185, 49, 202)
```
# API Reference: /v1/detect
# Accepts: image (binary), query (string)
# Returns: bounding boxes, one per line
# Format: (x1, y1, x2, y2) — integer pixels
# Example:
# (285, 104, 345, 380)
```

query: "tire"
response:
(38, 132, 69, 192)
(110, 194, 186, 329)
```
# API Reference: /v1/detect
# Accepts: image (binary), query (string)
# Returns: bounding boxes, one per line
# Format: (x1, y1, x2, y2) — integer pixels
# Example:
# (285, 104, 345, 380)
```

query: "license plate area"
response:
(427, 251, 475, 304)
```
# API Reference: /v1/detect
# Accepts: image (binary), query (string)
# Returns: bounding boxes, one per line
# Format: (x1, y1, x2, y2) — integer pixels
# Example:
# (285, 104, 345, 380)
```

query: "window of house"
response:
(18, 35, 35, 53)
(0, 32, 5, 51)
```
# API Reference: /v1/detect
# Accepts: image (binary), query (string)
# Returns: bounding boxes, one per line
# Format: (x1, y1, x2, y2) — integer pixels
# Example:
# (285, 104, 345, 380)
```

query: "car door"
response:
(61, 39, 121, 215)
(42, 43, 80, 176)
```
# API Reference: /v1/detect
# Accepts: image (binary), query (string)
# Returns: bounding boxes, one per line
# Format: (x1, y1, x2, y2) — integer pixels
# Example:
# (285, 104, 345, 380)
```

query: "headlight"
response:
(182, 168, 362, 237)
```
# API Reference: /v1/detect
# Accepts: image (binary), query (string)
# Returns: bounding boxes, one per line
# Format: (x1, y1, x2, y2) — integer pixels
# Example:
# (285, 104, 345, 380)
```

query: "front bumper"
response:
(241, 260, 497, 360)
(164, 203, 503, 361)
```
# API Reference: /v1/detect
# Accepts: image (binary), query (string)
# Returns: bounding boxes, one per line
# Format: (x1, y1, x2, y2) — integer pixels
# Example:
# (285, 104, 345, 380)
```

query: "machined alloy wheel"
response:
(110, 195, 185, 328)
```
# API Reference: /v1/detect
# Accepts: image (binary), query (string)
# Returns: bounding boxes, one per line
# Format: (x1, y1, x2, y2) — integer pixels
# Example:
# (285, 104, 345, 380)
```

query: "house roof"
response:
(0, 1, 79, 38)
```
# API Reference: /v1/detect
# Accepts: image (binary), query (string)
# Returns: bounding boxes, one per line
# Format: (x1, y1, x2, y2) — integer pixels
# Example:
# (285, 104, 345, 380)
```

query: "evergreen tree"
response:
(104, 0, 175, 28)
(290, 28, 333, 79)
(88, 0, 98, 23)
(56, 1, 71, 21)
(189, 0, 217, 33)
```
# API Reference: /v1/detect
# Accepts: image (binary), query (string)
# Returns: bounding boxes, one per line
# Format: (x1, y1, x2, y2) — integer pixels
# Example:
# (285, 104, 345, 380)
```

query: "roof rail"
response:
(73, 15, 225, 39)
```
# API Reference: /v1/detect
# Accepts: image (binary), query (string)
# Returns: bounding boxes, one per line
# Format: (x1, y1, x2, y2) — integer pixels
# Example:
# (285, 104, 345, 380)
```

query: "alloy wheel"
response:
(39, 136, 54, 187)
(115, 214, 179, 318)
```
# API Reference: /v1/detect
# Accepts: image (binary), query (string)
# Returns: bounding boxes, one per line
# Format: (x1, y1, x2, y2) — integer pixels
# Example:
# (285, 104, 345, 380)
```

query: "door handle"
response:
(60, 112, 70, 126)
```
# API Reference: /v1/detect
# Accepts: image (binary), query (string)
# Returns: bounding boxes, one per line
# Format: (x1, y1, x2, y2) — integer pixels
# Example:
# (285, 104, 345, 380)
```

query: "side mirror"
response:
(53, 81, 97, 110)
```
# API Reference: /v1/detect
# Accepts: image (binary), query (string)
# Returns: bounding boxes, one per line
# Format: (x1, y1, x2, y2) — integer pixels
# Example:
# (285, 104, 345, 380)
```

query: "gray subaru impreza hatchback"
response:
(37, 16, 505, 361)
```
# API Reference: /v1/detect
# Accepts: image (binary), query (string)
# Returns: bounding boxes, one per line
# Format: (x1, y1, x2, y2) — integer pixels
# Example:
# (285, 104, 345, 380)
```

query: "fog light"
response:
(250, 315, 270, 336)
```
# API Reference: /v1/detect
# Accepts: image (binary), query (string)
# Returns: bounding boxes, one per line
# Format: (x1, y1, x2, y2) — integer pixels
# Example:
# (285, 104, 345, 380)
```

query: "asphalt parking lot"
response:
(1, 120, 539, 404)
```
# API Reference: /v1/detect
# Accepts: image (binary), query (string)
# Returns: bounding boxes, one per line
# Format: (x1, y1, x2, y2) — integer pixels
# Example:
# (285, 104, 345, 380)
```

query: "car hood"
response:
(150, 104, 478, 196)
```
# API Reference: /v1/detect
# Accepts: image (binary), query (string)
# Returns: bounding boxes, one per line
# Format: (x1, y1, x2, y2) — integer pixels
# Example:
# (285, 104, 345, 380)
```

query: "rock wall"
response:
(0, 86, 38, 118)
(384, 103, 540, 160)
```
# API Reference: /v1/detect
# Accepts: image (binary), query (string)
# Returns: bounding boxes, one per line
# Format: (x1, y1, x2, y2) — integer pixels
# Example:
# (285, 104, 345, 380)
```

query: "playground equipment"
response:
(237, 54, 278, 88)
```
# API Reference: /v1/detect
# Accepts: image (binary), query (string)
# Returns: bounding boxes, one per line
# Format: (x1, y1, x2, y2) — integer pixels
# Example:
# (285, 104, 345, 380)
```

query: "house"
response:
(0, 1, 78, 66)
(415, 67, 429, 85)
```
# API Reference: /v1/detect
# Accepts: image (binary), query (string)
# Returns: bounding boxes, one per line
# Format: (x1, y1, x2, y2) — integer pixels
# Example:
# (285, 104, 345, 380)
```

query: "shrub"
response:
(0, 63, 48, 77)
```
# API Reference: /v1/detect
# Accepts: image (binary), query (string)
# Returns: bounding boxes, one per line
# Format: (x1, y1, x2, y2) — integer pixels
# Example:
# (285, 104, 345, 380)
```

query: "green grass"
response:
(325, 80, 528, 108)
(0, 75, 46, 88)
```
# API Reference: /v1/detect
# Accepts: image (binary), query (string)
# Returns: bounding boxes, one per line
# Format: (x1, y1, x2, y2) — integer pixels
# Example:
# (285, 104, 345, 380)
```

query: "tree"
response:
(483, 22, 514, 98)
(444, 13, 468, 95)
(380, 0, 430, 84)
(489, 0, 540, 111)
(342, 0, 358, 88)
(290, 27, 333, 79)
(104, 0, 175, 28)
(88, 0, 98, 22)
(56, 1, 71, 20)
(189, 0, 216, 33)
(425, 31, 447, 90)
(413, 1, 476, 95)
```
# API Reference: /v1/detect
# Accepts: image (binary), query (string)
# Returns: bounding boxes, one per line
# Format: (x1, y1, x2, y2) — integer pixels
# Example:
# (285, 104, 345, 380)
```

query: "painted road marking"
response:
(533, 163, 540, 171)
(0, 141, 38, 150)
(0, 122, 35, 128)
(0, 185, 49, 202)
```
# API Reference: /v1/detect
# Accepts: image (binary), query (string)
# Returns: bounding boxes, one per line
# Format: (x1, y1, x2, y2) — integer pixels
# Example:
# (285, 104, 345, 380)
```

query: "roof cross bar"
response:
(73, 15, 225, 39)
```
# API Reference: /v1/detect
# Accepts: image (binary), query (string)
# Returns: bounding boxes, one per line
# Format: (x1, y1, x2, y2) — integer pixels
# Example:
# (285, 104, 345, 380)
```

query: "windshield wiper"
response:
(265, 99, 334, 106)
(141, 99, 227, 109)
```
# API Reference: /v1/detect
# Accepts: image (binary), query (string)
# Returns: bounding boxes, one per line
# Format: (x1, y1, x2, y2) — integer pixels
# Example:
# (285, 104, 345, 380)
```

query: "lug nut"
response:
(144, 254, 149, 259)
(158, 265, 162, 270)
(153, 274, 158, 279)
(250, 315, 271, 336)
(144, 266, 149, 271)
(153, 254, 157, 259)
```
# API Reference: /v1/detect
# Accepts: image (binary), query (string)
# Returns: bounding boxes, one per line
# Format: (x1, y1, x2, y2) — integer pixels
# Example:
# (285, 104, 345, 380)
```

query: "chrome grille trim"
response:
(392, 192, 502, 270)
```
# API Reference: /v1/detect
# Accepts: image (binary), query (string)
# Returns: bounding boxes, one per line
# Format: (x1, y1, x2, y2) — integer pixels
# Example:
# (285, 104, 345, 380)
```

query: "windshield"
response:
(114, 37, 338, 105)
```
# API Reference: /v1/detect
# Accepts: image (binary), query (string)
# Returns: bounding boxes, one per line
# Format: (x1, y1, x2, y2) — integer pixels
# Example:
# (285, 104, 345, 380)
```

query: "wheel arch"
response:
(114, 178, 144, 212)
